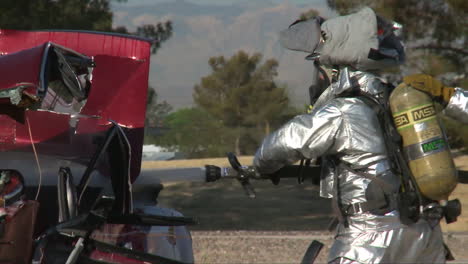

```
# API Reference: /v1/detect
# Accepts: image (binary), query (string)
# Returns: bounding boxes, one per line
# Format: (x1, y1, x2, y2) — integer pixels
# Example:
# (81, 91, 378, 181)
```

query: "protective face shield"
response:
(278, 7, 406, 103)
(279, 17, 329, 105)
(279, 17, 324, 55)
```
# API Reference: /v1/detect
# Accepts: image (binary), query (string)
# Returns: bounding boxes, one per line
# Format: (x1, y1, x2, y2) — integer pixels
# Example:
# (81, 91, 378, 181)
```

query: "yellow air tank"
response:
(389, 83, 458, 201)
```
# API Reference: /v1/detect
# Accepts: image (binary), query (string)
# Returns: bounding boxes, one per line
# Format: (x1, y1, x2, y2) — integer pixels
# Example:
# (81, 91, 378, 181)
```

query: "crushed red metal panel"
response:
(0, 115, 16, 144)
(0, 30, 152, 182)
(0, 43, 45, 95)
(15, 110, 71, 147)
(79, 55, 149, 129)
(0, 29, 150, 60)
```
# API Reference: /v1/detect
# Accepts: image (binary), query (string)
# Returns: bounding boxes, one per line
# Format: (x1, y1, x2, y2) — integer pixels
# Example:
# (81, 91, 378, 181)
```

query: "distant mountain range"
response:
(111, 0, 336, 109)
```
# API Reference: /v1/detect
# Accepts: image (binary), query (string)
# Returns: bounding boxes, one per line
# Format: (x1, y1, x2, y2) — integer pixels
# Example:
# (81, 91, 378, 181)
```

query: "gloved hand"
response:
(240, 166, 262, 180)
(403, 74, 454, 105)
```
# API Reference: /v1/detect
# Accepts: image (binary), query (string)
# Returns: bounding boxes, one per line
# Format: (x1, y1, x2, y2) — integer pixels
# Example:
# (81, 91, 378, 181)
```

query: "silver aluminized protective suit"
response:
(446, 88, 468, 124)
(257, 7, 468, 263)
(254, 69, 453, 263)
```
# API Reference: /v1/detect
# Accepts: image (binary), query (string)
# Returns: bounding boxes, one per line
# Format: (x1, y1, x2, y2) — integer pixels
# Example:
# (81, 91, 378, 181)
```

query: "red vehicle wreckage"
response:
(0, 30, 194, 264)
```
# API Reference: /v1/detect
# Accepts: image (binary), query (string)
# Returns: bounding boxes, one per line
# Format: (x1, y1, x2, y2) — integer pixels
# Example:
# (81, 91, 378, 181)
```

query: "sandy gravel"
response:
(191, 231, 468, 264)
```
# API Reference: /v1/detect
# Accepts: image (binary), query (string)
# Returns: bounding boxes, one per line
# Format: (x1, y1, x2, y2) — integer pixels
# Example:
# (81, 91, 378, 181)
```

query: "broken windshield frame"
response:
(39, 42, 95, 113)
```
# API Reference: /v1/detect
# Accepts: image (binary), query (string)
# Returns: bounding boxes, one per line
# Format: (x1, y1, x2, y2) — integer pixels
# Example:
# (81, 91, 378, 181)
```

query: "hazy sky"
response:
(111, 0, 334, 108)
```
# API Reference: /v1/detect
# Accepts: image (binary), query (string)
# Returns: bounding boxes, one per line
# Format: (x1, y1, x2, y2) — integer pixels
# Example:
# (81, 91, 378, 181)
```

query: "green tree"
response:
(145, 88, 172, 128)
(193, 51, 296, 155)
(0, 0, 113, 31)
(157, 108, 234, 158)
(113, 21, 173, 55)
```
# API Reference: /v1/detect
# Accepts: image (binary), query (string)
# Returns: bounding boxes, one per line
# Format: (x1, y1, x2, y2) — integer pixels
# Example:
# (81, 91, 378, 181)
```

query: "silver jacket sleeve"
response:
(253, 103, 342, 174)
(445, 87, 468, 124)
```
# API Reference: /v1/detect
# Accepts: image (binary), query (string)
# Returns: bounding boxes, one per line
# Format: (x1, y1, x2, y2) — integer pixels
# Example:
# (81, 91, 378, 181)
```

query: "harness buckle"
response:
(348, 202, 364, 215)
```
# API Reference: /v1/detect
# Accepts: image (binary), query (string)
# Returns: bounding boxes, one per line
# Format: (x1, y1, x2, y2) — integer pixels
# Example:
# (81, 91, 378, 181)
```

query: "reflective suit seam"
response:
(334, 100, 352, 151)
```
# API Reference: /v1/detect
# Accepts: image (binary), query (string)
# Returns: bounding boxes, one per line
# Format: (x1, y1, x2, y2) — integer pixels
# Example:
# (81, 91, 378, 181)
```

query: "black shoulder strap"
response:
(358, 93, 424, 211)
(338, 161, 394, 194)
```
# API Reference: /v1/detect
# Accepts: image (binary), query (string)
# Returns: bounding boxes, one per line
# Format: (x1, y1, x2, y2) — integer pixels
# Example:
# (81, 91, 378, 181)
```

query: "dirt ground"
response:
(191, 231, 468, 263)
(148, 153, 468, 263)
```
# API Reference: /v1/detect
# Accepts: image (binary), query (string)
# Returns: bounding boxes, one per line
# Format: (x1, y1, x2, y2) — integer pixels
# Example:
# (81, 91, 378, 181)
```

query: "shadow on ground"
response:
(157, 178, 333, 231)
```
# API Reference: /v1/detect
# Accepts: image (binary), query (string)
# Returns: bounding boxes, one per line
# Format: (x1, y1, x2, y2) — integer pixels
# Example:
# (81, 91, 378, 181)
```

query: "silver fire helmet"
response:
(279, 7, 405, 71)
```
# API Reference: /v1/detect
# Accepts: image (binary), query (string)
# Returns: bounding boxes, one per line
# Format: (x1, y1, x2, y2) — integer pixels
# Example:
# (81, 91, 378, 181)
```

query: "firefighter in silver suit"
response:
(253, 7, 467, 263)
